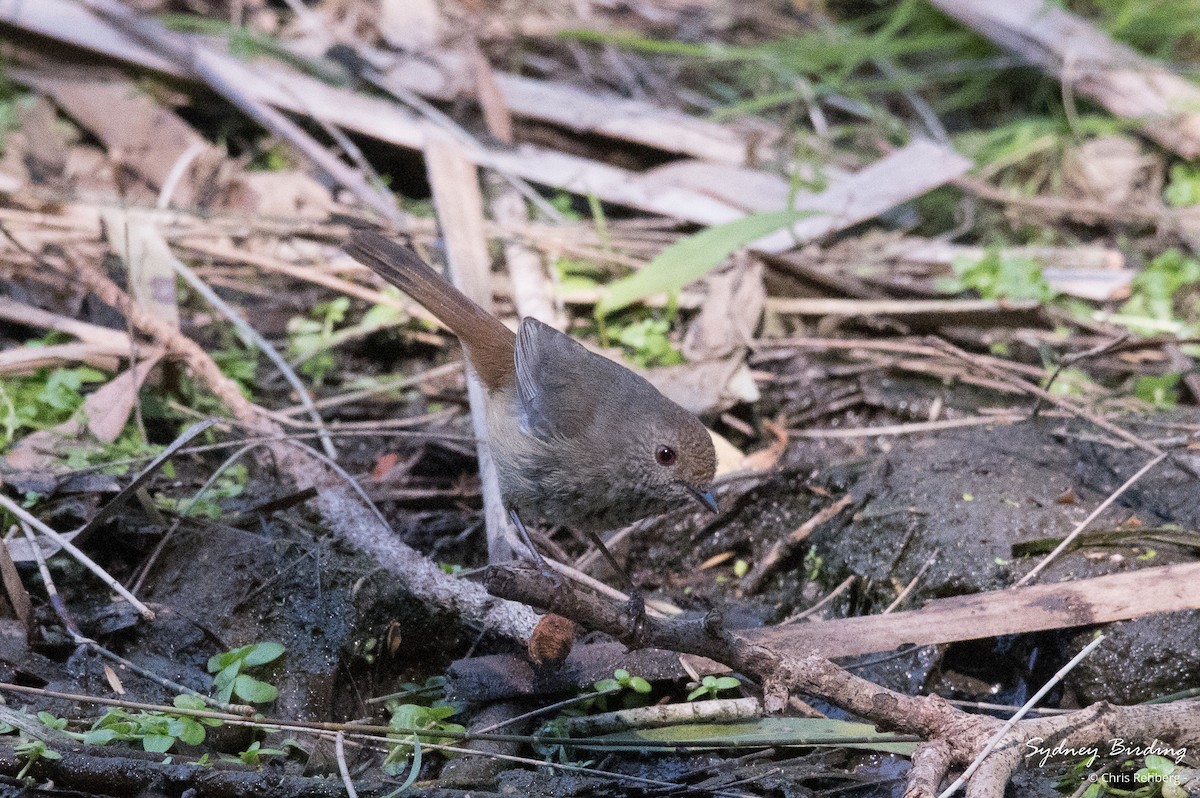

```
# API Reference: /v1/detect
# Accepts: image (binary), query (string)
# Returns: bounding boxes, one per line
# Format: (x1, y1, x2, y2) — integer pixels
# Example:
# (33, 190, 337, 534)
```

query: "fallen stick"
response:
(478, 563, 1200, 796)
(450, 559, 1200, 702)
(763, 296, 1045, 329)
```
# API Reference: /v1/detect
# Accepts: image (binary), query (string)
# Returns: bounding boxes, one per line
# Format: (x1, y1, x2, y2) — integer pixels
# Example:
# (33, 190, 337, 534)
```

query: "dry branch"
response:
(481, 565, 1200, 797)
(454, 560, 1200, 703)
(931, 0, 1200, 159)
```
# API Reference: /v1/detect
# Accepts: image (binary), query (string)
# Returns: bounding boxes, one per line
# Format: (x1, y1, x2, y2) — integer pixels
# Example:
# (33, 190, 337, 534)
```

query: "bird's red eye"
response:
(655, 446, 677, 466)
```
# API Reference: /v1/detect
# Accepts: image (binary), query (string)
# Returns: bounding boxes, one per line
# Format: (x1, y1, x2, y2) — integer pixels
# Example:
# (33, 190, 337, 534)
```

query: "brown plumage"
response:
(346, 229, 718, 535)
(344, 231, 516, 391)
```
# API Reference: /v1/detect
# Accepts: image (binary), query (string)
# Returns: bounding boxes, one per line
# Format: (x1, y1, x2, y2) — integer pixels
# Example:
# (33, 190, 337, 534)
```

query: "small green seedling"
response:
(687, 675, 743, 701)
(588, 668, 653, 712)
(15, 734, 60, 780)
(79, 696, 222, 753)
(237, 740, 287, 767)
(287, 297, 349, 385)
(1136, 755, 1186, 798)
(611, 317, 684, 367)
(593, 668, 652, 696)
(383, 702, 466, 774)
(207, 642, 285, 705)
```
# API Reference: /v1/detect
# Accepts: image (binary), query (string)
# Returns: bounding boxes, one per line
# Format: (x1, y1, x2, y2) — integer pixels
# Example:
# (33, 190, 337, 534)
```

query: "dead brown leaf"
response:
(82, 354, 163, 443)
(741, 418, 788, 472)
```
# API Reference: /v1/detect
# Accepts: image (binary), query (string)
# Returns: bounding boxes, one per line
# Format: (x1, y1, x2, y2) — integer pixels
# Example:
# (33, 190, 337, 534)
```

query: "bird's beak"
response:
(686, 485, 719, 514)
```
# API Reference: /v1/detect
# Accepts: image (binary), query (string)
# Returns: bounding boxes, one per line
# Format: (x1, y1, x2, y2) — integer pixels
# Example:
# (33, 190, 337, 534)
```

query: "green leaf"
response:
(713, 677, 742, 691)
(232, 674, 278, 704)
(176, 719, 207, 746)
(173, 694, 206, 710)
(592, 679, 620, 693)
(580, 717, 917, 755)
(611, 317, 684, 367)
(596, 210, 807, 317)
(1165, 164, 1200, 207)
(687, 686, 709, 701)
(1141, 754, 1176, 777)
(628, 677, 652, 694)
(37, 712, 67, 730)
(143, 734, 176, 753)
(389, 704, 430, 732)
(82, 729, 122, 746)
(212, 662, 241, 704)
(240, 642, 285, 667)
(207, 651, 237, 673)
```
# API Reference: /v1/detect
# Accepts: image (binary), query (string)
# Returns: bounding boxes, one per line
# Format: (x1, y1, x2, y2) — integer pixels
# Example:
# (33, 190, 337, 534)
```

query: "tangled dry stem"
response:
(485, 564, 1200, 798)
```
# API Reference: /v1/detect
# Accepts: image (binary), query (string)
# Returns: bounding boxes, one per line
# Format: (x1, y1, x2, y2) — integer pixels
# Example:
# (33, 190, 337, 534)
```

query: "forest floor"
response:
(0, 1, 1199, 796)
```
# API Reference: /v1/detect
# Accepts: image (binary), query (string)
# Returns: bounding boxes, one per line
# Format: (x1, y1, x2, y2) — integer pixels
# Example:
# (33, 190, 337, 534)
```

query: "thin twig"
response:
(274, 361, 463, 416)
(0, 494, 154, 620)
(883, 548, 939, 614)
(790, 414, 1024, 439)
(1032, 333, 1130, 417)
(1015, 452, 1168, 587)
(171, 256, 336, 459)
(935, 634, 1106, 798)
(470, 688, 620, 736)
(781, 575, 855, 624)
(743, 495, 853, 594)
(20, 523, 83, 639)
(334, 731, 360, 798)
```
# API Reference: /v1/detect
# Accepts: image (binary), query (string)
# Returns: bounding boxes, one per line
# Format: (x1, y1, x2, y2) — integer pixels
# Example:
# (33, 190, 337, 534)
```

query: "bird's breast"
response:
(483, 389, 665, 530)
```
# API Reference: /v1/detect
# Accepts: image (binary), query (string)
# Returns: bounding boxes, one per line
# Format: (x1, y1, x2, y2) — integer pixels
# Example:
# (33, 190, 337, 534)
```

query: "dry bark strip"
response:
(451, 559, 1200, 702)
(481, 565, 1200, 798)
(372, 49, 780, 167)
(2, 0, 968, 229)
(424, 131, 514, 563)
(931, 0, 1200, 158)
(763, 297, 1045, 329)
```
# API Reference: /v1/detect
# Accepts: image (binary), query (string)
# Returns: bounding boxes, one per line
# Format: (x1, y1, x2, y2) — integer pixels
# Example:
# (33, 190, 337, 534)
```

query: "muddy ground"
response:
(2, 359, 1195, 797)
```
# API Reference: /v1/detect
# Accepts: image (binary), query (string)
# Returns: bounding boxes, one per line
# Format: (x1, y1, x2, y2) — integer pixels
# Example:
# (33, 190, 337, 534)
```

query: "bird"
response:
(345, 229, 718, 584)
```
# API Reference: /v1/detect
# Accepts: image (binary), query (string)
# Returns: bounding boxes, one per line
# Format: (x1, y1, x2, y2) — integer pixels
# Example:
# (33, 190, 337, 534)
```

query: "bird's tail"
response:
(345, 229, 516, 390)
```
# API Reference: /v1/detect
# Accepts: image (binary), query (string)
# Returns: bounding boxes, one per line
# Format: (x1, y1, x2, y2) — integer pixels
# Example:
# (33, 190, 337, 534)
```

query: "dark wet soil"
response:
(4, 403, 1197, 796)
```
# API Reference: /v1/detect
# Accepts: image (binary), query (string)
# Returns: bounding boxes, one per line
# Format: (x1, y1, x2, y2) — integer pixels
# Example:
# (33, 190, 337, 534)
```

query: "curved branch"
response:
(485, 564, 1200, 796)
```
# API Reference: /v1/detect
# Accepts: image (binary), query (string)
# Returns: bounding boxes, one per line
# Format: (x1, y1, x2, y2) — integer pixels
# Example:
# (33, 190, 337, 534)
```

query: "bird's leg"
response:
(583, 530, 644, 624)
(509, 510, 558, 581)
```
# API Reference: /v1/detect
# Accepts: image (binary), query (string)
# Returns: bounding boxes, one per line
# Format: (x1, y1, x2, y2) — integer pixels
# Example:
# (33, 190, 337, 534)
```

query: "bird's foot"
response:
(623, 589, 648, 643)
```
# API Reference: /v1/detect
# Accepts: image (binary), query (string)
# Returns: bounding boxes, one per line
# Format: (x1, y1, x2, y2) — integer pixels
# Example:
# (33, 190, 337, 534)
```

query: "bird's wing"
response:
(513, 318, 608, 440)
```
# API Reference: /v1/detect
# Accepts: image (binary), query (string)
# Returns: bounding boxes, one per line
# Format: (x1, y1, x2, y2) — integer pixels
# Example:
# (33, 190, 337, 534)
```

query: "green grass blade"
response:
(596, 210, 807, 318)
